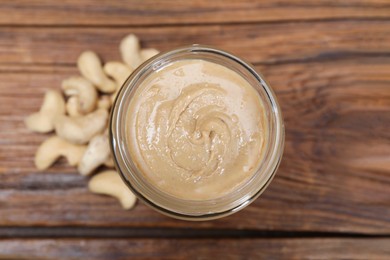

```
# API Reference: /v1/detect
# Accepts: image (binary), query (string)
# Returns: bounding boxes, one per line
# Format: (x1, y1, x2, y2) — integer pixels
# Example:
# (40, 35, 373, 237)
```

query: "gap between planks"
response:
(0, 227, 389, 239)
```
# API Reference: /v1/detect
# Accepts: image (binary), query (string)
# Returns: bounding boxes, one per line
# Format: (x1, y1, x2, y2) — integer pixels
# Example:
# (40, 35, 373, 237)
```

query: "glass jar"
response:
(110, 45, 284, 221)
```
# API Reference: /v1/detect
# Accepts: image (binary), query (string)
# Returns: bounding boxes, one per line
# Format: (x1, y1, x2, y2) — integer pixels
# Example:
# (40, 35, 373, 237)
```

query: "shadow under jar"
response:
(110, 45, 284, 221)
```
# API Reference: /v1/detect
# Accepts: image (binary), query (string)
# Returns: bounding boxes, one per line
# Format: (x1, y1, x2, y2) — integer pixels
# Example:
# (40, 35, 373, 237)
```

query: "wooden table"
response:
(1, 1, 390, 259)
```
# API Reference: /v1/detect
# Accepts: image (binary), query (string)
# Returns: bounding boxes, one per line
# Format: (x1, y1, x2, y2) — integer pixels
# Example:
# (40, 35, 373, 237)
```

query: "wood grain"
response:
(0, 21, 389, 66)
(1, 57, 389, 232)
(0, 238, 389, 260)
(0, 1, 389, 238)
(0, 0, 389, 26)
(1, 1, 389, 258)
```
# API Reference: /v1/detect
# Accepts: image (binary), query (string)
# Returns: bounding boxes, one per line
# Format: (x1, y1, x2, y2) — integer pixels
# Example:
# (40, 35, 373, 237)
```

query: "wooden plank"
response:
(0, 1, 389, 26)
(0, 238, 389, 259)
(1, 58, 389, 232)
(0, 21, 389, 66)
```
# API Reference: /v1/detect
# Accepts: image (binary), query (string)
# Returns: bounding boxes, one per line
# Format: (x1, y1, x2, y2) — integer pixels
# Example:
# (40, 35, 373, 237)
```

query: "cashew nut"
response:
(104, 156, 115, 168)
(103, 61, 133, 104)
(55, 109, 108, 144)
(120, 34, 142, 69)
(77, 51, 117, 93)
(103, 61, 133, 86)
(65, 96, 82, 117)
(140, 48, 159, 62)
(25, 90, 65, 133)
(61, 76, 98, 114)
(35, 136, 87, 170)
(97, 95, 112, 111)
(78, 133, 111, 176)
(88, 170, 137, 209)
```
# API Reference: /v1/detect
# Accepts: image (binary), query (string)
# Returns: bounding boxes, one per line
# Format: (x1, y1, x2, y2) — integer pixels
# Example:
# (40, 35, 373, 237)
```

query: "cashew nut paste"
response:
(126, 59, 268, 200)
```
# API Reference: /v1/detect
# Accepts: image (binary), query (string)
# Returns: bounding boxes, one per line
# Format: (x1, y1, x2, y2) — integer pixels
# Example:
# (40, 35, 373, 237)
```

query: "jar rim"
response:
(110, 45, 285, 221)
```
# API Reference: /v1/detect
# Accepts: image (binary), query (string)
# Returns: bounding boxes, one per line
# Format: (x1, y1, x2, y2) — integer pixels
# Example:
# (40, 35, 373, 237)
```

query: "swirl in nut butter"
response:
(126, 60, 268, 200)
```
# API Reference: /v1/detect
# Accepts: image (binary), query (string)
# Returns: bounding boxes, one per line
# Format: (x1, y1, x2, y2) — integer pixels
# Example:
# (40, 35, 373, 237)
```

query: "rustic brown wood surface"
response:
(0, 0, 389, 259)
(1, 0, 389, 25)
(0, 238, 389, 260)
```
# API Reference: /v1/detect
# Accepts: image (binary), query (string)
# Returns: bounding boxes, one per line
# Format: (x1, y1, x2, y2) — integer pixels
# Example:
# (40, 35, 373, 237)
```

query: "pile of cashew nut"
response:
(25, 34, 159, 210)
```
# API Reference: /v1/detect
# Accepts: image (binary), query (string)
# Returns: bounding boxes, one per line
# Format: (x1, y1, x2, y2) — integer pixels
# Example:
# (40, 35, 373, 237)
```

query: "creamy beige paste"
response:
(126, 59, 268, 200)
